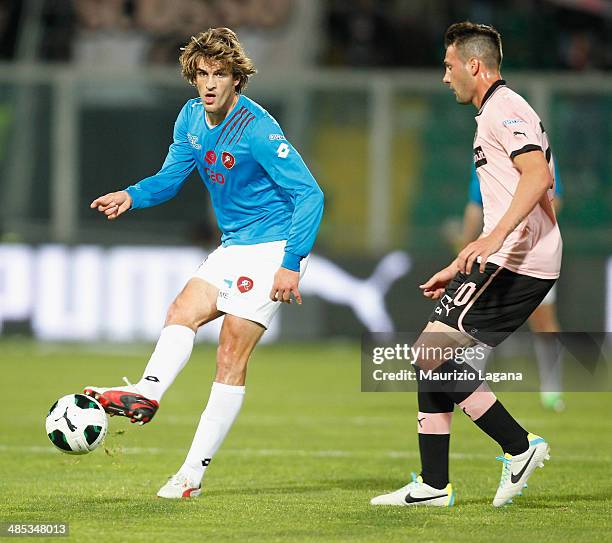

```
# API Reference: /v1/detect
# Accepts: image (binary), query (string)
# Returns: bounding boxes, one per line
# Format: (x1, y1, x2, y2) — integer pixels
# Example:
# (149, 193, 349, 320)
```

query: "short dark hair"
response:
(444, 21, 503, 69)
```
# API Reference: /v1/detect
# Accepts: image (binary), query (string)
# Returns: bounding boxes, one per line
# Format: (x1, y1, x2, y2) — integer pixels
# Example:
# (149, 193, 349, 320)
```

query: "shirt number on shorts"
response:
(453, 282, 477, 306)
(276, 143, 290, 158)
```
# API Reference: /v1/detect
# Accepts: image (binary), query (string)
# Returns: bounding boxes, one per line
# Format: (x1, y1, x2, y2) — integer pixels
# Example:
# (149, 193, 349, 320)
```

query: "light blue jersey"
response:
(468, 159, 562, 206)
(125, 95, 324, 271)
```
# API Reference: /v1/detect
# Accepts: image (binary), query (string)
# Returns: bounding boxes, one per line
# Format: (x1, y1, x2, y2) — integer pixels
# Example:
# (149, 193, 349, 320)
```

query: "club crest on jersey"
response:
(237, 276, 254, 293)
(222, 151, 236, 170)
(205, 150, 217, 165)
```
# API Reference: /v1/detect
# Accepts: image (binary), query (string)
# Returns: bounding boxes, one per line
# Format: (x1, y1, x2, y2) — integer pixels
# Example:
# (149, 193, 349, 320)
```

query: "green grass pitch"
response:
(1, 340, 611, 542)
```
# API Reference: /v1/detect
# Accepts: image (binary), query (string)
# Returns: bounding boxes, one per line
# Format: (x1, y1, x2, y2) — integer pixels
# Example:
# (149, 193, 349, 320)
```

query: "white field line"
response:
(156, 415, 553, 427)
(0, 444, 609, 463)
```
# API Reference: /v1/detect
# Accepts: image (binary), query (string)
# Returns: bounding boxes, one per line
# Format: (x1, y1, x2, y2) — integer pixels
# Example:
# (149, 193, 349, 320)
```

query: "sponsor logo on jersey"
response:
(205, 150, 217, 165)
(237, 276, 254, 293)
(473, 145, 487, 168)
(204, 167, 225, 185)
(221, 151, 236, 169)
(268, 133, 286, 141)
(276, 142, 290, 158)
(503, 118, 525, 126)
(187, 133, 202, 150)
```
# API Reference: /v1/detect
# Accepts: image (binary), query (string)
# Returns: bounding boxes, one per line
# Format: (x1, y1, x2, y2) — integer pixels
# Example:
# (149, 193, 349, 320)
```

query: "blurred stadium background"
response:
(0, 0, 611, 342)
(1, 3, 611, 541)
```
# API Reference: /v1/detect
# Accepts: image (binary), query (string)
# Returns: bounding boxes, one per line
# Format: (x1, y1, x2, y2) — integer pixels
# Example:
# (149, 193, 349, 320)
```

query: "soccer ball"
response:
(45, 394, 108, 455)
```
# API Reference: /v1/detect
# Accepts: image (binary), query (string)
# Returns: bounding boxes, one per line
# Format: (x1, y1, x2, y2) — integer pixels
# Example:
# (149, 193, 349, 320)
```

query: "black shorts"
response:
(429, 263, 556, 347)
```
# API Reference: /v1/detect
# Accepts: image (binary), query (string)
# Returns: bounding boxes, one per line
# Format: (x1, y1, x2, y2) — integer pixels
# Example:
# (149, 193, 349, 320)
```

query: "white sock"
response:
(535, 334, 563, 392)
(135, 324, 195, 402)
(179, 382, 245, 484)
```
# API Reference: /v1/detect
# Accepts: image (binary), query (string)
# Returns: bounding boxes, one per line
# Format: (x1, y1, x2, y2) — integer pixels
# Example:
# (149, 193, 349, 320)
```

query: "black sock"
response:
(436, 360, 528, 455)
(417, 382, 453, 490)
(418, 433, 450, 490)
(472, 400, 529, 455)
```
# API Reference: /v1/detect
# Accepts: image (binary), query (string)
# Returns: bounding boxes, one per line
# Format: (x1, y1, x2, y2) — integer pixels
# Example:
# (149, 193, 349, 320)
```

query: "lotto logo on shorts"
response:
(222, 151, 235, 169)
(205, 150, 217, 165)
(237, 276, 254, 293)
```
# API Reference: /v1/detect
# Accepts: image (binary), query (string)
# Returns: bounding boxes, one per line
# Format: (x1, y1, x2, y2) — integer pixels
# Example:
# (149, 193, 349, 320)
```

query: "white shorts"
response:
(193, 240, 308, 329)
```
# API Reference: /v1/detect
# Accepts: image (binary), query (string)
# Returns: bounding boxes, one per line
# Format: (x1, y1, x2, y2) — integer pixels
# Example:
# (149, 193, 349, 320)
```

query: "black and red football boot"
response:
(83, 377, 159, 425)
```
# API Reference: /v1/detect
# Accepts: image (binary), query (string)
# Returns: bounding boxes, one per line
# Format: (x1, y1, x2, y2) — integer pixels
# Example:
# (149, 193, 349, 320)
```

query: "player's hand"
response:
(269, 268, 302, 304)
(90, 191, 132, 220)
(419, 261, 458, 300)
(457, 231, 504, 274)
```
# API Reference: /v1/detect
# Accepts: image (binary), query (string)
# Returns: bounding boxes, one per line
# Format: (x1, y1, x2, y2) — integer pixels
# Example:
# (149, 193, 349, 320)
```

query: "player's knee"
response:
(165, 299, 197, 329)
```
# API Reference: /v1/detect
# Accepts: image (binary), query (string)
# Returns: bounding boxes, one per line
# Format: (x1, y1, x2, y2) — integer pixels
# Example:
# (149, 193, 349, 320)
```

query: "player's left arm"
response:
(250, 115, 324, 303)
(458, 150, 552, 274)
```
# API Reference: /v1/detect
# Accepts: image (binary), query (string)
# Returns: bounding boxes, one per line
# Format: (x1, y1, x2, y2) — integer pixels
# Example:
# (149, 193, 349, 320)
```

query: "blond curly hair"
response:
(179, 28, 257, 93)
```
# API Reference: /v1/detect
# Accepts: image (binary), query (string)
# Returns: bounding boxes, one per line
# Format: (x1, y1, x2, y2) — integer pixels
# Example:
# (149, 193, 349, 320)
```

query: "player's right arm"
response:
(90, 101, 196, 219)
(420, 259, 459, 300)
(90, 190, 132, 220)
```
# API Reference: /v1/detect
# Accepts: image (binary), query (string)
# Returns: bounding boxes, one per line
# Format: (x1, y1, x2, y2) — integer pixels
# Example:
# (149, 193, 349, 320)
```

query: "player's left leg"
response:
(528, 295, 564, 411)
(157, 315, 264, 499)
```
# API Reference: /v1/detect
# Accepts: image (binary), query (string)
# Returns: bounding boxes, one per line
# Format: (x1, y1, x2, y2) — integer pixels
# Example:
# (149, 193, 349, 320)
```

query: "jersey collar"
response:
(476, 79, 506, 117)
(204, 94, 245, 131)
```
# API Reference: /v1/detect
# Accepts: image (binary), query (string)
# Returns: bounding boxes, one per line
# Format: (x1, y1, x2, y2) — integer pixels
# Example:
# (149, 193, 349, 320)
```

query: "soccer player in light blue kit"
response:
(85, 28, 324, 499)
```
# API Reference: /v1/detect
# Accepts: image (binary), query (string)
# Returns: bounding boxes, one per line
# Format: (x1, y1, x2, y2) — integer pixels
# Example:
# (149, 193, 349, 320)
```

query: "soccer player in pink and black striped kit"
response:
(371, 22, 561, 508)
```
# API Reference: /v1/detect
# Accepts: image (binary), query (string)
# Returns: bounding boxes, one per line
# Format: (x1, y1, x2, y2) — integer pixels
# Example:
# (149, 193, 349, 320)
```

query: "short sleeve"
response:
(491, 110, 542, 160)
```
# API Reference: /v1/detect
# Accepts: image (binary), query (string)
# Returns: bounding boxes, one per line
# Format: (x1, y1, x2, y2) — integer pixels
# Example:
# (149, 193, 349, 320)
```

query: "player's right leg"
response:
(84, 278, 222, 424)
(371, 375, 456, 507)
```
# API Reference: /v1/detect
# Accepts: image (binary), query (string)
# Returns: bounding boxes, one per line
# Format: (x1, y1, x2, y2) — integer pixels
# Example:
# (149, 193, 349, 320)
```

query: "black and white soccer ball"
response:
(45, 394, 108, 455)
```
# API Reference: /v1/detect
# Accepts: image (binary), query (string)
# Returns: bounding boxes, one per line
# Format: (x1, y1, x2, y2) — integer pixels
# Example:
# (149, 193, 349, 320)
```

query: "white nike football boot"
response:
(157, 472, 201, 499)
(493, 433, 550, 507)
(370, 473, 455, 507)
